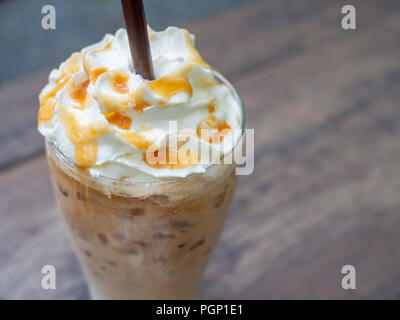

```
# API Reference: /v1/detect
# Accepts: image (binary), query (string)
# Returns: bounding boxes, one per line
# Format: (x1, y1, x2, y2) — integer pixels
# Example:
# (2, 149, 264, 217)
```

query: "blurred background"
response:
(2, 0, 400, 300)
(0, 0, 257, 84)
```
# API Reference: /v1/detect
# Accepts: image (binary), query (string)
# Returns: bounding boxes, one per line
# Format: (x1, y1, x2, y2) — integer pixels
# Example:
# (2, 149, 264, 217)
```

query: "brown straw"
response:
(121, 0, 155, 80)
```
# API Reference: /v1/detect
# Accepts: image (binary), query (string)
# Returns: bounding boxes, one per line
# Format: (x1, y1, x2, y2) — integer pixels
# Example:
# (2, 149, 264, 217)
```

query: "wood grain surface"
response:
(1, 0, 400, 299)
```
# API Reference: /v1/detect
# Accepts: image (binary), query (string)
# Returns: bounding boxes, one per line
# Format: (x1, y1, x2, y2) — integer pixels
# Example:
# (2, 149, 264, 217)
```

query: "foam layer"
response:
(38, 27, 242, 181)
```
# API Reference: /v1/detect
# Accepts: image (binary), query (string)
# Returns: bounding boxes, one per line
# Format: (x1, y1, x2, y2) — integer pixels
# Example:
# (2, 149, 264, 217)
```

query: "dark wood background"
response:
(1, 0, 400, 299)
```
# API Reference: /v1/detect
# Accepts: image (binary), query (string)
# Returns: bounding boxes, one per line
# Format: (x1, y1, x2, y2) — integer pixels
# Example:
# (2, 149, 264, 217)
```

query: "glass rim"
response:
(47, 69, 247, 186)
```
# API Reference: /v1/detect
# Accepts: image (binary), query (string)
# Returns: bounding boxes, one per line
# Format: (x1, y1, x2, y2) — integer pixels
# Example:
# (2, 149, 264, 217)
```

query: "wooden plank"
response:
(0, 156, 87, 299)
(201, 6, 400, 298)
(0, 70, 50, 170)
(1, 0, 397, 169)
(2, 0, 400, 299)
(190, 0, 398, 78)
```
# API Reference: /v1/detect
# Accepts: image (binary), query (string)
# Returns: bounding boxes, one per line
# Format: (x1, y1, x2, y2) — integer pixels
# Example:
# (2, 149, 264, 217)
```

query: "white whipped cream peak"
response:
(38, 27, 242, 181)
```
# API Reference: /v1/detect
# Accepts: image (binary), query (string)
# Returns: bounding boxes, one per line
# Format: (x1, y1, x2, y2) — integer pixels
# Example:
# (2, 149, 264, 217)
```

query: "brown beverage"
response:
(47, 141, 238, 299)
(39, 26, 245, 299)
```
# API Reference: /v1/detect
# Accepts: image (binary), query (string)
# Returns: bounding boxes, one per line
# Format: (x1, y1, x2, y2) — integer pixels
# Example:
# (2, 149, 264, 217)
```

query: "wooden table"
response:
(1, 0, 400, 299)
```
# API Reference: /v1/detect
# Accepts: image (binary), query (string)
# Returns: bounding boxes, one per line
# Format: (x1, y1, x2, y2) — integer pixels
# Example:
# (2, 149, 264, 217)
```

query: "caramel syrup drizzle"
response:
(197, 115, 231, 144)
(143, 146, 200, 169)
(103, 111, 132, 130)
(38, 52, 81, 125)
(39, 30, 216, 169)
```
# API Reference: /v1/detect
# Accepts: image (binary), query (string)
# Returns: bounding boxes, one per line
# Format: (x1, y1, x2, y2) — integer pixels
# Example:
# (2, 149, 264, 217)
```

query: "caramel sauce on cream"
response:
(111, 72, 130, 94)
(108, 72, 152, 113)
(148, 75, 192, 100)
(38, 29, 228, 172)
(89, 67, 108, 84)
(38, 53, 82, 125)
(118, 131, 153, 151)
(147, 64, 194, 102)
(143, 147, 200, 169)
(94, 41, 112, 54)
(132, 99, 152, 113)
(38, 98, 56, 125)
(108, 66, 196, 114)
(58, 106, 109, 167)
(75, 142, 98, 169)
(131, 87, 152, 112)
(207, 101, 216, 113)
(197, 115, 231, 144)
(103, 112, 132, 130)
(182, 29, 210, 69)
(70, 79, 90, 108)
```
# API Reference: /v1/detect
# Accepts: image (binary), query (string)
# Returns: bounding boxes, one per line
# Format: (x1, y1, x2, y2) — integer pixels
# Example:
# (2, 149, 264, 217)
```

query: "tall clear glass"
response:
(45, 72, 246, 299)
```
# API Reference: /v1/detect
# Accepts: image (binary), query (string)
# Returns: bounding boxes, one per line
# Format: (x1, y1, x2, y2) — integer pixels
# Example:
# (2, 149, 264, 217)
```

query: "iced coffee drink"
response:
(38, 27, 245, 299)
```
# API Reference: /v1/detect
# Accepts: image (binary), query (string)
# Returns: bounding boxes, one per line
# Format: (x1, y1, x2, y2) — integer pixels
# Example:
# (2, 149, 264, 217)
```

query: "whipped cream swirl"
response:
(38, 27, 242, 181)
